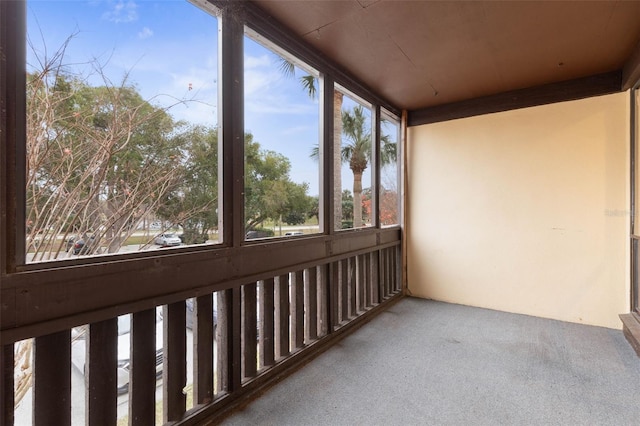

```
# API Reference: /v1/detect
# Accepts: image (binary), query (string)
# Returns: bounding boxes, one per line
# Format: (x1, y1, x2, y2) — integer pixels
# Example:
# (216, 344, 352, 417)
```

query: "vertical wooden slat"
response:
(292, 270, 305, 350)
(305, 267, 318, 342)
(86, 318, 117, 426)
(340, 259, 348, 323)
(34, 331, 71, 426)
(357, 254, 365, 312)
(364, 252, 372, 308)
(387, 247, 393, 294)
(390, 247, 395, 294)
(386, 247, 393, 297)
(2, 344, 15, 426)
(214, 288, 241, 395)
(242, 283, 258, 379)
(163, 302, 186, 423)
(382, 248, 391, 299)
(194, 295, 214, 404)
(371, 250, 380, 305)
(130, 309, 156, 426)
(230, 287, 242, 392)
(396, 244, 402, 292)
(216, 291, 229, 394)
(329, 262, 339, 332)
(318, 264, 329, 337)
(349, 256, 357, 318)
(378, 250, 387, 303)
(259, 278, 275, 368)
(380, 248, 386, 299)
(275, 274, 290, 359)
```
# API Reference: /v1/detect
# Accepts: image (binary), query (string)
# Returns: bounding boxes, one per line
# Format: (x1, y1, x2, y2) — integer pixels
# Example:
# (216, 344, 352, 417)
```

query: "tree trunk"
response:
(353, 171, 363, 228)
(333, 90, 343, 230)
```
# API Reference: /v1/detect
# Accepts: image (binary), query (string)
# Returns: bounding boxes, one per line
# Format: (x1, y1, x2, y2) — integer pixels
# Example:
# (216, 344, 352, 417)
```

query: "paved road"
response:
(26, 225, 321, 262)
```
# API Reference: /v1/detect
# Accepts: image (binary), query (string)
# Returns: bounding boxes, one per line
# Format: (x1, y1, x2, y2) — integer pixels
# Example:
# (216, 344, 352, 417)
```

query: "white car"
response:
(71, 309, 164, 394)
(284, 231, 304, 236)
(154, 233, 181, 247)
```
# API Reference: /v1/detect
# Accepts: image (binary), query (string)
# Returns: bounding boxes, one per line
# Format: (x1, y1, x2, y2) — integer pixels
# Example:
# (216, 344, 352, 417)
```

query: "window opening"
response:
(334, 87, 373, 230)
(243, 29, 321, 240)
(25, 0, 220, 263)
(379, 110, 400, 227)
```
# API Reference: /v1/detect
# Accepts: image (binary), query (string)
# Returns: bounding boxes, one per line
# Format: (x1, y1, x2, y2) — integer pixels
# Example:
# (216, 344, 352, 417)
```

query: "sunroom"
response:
(1, 0, 640, 425)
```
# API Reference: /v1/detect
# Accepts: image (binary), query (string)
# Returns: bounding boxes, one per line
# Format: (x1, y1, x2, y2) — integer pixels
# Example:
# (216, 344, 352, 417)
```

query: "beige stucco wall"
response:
(407, 93, 630, 329)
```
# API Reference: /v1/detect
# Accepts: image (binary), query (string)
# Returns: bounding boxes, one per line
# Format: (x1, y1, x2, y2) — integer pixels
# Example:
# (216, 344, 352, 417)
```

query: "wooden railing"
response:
(1, 232, 402, 425)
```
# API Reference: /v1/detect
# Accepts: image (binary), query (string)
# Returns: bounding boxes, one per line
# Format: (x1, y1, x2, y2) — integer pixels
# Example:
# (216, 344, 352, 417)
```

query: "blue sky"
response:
(26, 0, 387, 197)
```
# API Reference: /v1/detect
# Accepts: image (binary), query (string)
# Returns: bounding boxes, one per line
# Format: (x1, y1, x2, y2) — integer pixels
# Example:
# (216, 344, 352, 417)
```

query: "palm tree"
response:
(279, 59, 344, 229)
(311, 105, 397, 228)
(341, 105, 396, 228)
(279, 59, 397, 229)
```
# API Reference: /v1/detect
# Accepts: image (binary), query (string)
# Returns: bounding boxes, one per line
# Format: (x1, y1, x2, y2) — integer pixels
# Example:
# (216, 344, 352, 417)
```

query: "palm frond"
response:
(278, 57, 296, 78)
(310, 144, 319, 160)
(380, 134, 397, 166)
(300, 75, 317, 99)
(278, 57, 317, 99)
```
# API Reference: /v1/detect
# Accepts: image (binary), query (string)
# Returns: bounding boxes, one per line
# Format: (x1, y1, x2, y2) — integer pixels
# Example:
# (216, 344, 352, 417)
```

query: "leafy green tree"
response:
(341, 189, 354, 228)
(245, 134, 311, 231)
(26, 61, 183, 259)
(281, 184, 313, 226)
(305, 195, 320, 224)
(157, 125, 219, 244)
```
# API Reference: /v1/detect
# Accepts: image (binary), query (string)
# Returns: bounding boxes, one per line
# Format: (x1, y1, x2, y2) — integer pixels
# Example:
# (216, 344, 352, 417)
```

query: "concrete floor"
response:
(223, 297, 640, 425)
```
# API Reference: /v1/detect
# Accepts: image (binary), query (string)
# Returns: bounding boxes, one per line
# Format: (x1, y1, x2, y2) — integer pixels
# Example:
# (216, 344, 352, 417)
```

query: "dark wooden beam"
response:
(2, 345, 14, 426)
(194, 294, 214, 404)
(0, 0, 26, 275)
(1, 229, 400, 344)
(292, 270, 304, 350)
(219, 2, 246, 248)
(408, 71, 623, 126)
(163, 302, 187, 423)
(241, 282, 258, 379)
(34, 331, 71, 426)
(130, 309, 157, 425)
(86, 318, 118, 426)
(623, 38, 640, 90)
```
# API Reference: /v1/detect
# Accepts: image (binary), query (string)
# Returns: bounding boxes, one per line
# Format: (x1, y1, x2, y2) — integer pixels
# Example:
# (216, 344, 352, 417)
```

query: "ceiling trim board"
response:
(407, 71, 622, 127)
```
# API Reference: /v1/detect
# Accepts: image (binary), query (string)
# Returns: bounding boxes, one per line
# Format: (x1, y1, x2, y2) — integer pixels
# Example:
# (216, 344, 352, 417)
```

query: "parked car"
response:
(154, 233, 181, 247)
(246, 230, 272, 239)
(69, 235, 96, 255)
(65, 236, 76, 252)
(284, 231, 304, 236)
(71, 308, 164, 395)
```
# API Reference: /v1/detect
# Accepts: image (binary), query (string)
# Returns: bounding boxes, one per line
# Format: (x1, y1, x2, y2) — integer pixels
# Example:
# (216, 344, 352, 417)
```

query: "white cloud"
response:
(138, 27, 153, 39)
(244, 68, 278, 97)
(281, 125, 315, 136)
(102, 0, 138, 23)
(244, 54, 271, 69)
